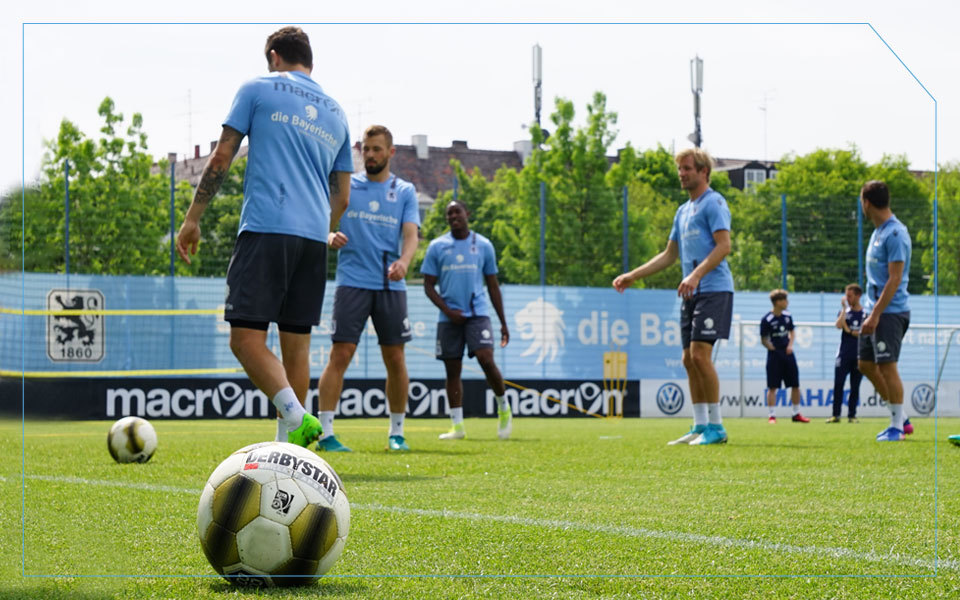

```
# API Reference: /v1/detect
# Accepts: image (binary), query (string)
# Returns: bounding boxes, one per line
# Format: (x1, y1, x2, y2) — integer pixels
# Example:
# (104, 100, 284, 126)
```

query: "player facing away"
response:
(760, 289, 810, 424)
(857, 180, 913, 442)
(175, 27, 352, 447)
(421, 201, 512, 440)
(315, 125, 421, 453)
(826, 284, 864, 423)
(612, 148, 733, 445)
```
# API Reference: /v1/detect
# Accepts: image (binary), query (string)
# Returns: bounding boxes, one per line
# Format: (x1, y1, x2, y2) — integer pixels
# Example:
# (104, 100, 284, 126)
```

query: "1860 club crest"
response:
(46, 289, 105, 362)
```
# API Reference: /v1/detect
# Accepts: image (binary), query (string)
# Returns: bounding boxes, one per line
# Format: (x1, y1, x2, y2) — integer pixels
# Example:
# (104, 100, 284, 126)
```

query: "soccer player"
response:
(857, 180, 913, 442)
(612, 148, 733, 446)
(315, 125, 420, 453)
(175, 27, 352, 447)
(421, 201, 511, 440)
(760, 289, 810, 424)
(826, 284, 864, 423)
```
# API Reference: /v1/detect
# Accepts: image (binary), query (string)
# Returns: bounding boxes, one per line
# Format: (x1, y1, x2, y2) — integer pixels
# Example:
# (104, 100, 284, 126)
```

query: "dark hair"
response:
(769, 288, 788, 304)
(861, 180, 890, 209)
(264, 27, 312, 69)
(844, 283, 863, 296)
(364, 125, 394, 148)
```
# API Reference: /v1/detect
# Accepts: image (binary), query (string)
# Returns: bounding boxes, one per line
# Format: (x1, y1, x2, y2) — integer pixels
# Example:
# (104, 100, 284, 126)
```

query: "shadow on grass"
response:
(207, 578, 368, 595)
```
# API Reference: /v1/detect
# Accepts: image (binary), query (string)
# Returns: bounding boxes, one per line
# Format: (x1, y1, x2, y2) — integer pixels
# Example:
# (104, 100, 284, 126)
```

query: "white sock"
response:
(889, 403, 904, 430)
(496, 395, 509, 411)
(390, 412, 405, 437)
(272, 387, 305, 432)
(693, 403, 708, 427)
(450, 406, 464, 426)
(319, 411, 335, 440)
(275, 419, 288, 442)
(768, 405, 776, 418)
(791, 402, 801, 416)
(707, 402, 722, 425)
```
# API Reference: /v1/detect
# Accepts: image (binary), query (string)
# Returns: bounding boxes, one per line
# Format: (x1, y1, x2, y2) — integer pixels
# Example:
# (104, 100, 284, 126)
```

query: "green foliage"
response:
(736, 147, 932, 294)
(920, 163, 960, 294)
(0, 98, 194, 275)
(417, 92, 653, 287)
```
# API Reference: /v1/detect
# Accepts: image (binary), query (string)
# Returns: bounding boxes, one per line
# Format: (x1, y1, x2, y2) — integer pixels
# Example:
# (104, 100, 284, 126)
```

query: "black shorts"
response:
(766, 350, 800, 389)
(680, 292, 733, 348)
(224, 231, 327, 328)
(331, 286, 412, 345)
(859, 312, 910, 364)
(435, 317, 495, 360)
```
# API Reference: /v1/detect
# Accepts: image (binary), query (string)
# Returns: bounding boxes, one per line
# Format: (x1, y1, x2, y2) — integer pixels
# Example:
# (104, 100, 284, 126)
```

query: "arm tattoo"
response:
(193, 126, 243, 205)
(193, 164, 227, 206)
(329, 172, 341, 196)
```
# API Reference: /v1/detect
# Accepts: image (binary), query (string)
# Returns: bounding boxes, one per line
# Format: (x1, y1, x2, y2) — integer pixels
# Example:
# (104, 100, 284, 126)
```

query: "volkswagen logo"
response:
(910, 384, 935, 416)
(656, 382, 684, 415)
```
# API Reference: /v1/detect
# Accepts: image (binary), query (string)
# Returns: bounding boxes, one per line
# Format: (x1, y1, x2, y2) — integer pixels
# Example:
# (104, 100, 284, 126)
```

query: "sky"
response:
(3, 0, 957, 193)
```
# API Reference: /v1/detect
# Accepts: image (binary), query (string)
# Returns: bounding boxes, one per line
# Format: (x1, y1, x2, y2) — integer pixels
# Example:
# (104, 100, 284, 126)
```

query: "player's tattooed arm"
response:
(175, 126, 244, 264)
(193, 126, 244, 205)
(328, 171, 351, 232)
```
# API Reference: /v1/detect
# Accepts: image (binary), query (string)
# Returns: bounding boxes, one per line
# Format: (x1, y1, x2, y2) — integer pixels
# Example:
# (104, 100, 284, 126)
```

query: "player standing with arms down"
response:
(176, 27, 352, 447)
(613, 148, 733, 445)
(315, 125, 420, 452)
(760, 289, 810, 424)
(826, 284, 864, 423)
(857, 180, 913, 442)
(422, 201, 512, 440)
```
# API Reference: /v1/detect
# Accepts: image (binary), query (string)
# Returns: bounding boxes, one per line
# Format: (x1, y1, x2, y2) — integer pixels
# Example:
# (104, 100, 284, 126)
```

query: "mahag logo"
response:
(656, 382, 684, 415)
(514, 297, 566, 364)
(911, 383, 935, 415)
(304, 104, 318, 120)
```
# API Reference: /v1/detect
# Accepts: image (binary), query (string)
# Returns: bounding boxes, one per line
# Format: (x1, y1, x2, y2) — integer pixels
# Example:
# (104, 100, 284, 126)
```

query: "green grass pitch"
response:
(1, 416, 959, 598)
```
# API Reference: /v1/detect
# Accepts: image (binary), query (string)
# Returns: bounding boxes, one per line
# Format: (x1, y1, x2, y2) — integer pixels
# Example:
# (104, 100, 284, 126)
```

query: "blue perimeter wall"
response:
(1, 273, 956, 384)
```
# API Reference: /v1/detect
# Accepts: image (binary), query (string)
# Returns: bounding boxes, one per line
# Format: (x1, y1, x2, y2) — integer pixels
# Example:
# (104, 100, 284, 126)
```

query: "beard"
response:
(365, 160, 387, 175)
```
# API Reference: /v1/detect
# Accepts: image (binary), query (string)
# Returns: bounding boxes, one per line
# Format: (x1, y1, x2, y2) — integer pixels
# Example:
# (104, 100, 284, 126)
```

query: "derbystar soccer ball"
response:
(107, 416, 157, 463)
(197, 442, 350, 587)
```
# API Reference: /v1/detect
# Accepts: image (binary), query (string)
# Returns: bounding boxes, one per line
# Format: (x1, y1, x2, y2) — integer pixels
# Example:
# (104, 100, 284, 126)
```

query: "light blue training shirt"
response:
(864, 214, 911, 314)
(421, 231, 498, 322)
(668, 187, 735, 293)
(223, 71, 353, 242)
(335, 173, 420, 291)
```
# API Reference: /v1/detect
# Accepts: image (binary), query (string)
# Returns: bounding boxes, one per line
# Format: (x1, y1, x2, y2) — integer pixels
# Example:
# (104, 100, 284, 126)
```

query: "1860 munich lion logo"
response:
(514, 298, 566, 365)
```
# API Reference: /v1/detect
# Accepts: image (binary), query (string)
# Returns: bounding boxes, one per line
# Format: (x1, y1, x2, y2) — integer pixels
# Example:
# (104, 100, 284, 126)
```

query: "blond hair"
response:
(675, 148, 714, 180)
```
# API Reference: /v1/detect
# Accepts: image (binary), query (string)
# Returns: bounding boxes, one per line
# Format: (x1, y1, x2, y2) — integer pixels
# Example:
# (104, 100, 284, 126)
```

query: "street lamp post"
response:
(689, 55, 703, 148)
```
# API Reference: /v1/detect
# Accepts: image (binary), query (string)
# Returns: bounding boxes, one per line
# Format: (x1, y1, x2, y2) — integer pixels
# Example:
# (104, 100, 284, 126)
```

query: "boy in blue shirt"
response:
(613, 148, 733, 445)
(760, 289, 810, 424)
(315, 125, 421, 453)
(422, 201, 512, 440)
(858, 180, 913, 442)
(176, 27, 352, 448)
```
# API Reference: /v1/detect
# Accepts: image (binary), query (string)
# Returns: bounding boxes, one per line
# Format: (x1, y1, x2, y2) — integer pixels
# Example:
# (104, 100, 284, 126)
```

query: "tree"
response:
(0, 98, 194, 275)
(415, 93, 649, 288)
(746, 147, 928, 294)
(920, 163, 960, 294)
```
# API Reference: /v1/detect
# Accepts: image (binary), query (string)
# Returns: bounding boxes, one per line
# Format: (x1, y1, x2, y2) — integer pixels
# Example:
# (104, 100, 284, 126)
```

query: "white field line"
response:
(3, 473, 954, 572)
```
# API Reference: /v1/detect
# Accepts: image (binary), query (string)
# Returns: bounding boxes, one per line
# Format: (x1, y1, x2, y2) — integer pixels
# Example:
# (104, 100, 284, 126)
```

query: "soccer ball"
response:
(107, 416, 157, 463)
(197, 442, 350, 587)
